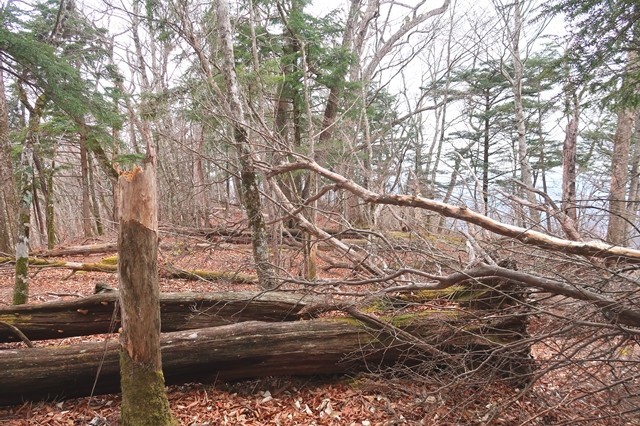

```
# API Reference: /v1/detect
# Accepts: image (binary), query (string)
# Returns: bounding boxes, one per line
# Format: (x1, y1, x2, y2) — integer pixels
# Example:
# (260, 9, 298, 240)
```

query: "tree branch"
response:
(267, 160, 640, 261)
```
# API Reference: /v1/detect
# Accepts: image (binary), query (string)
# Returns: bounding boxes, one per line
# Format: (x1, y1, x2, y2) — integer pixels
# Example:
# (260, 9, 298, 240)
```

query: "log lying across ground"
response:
(0, 256, 259, 283)
(0, 291, 316, 342)
(0, 312, 532, 405)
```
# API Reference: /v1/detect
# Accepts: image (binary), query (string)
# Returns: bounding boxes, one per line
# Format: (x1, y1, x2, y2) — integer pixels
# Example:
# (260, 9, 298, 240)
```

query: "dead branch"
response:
(267, 160, 640, 261)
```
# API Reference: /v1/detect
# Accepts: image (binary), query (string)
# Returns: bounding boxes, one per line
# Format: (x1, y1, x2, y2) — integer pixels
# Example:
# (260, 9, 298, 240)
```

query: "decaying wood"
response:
(32, 242, 216, 258)
(33, 243, 118, 257)
(0, 312, 531, 405)
(0, 291, 315, 342)
(0, 321, 32, 347)
(0, 256, 118, 272)
(0, 256, 258, 283)
(382, 264, 640, 328)
(117, 156, 175, 424)
(160, 267, 257, 284)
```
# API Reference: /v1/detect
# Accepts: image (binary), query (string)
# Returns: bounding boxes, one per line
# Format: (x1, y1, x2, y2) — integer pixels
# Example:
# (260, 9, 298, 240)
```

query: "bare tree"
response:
(215, 0, 276, 289)
(493, 0, 542, 227)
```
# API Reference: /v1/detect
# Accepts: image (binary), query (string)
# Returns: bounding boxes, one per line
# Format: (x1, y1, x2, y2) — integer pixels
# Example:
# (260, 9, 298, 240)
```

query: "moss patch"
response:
(13, 257, 29, 305)
(100, 255, 119, 265)
(119, 351, 177, 426)
(0, 314, 30, 324)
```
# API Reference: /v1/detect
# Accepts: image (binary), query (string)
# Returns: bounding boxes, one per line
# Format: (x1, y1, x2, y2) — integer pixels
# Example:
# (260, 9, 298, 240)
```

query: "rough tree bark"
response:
(607, 48, 638, 246)
(0, 291, 317, 343)
(117, 156, 176, 425)
(79, 123, 94, 237)
(0, 62, 18, 255)
(0, 312, 530, 405)
(216, 0, 276, 289)
(13, 90, 46, 305)
(607, 108, 636, 246)
(562, 90, 579, 223)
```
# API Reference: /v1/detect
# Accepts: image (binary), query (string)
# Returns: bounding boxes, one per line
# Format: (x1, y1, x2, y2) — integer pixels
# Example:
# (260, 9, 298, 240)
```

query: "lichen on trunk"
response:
(216, 0, 276, 290)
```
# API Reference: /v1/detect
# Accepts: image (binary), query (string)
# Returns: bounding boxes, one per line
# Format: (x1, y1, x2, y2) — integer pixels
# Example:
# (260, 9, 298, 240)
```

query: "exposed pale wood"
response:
(268, 160, 640, 261)
(0, 313, 530, 405)
(0, 291, 316, 342)
(117, 158, 175, 424)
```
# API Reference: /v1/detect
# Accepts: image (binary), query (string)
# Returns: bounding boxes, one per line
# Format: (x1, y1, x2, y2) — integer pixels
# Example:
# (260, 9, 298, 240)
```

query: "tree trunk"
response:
(483, 90, 491, 216)
(13, 91, 46, 305)
(216, 0, 276, 289)
(32, 150, 56, 248)
(0, 63, 18, 255)
(0, 313, 531, 406)
(510, 0, 540, 227)
(607, 49, 638, 246)
(117, 157, 176, 425)
(87, 153, 104, 235)
(79, 125, 93, 237)
(0, 291, 318, 343)
(628, 111, 640, 219)
(561, 99, 579, 223)
(607, 107, 636, 246)
(193, 128, 208, 227)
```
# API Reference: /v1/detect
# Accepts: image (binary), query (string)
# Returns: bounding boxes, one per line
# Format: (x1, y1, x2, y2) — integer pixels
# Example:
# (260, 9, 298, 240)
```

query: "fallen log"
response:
(0, 256, 118, 272)
(32, 242, 214, 258)
(32, 243, 118, 257)
(0, 256, 258, 284)
(0, 291, 315, 342)
(0, 312, 532, 405)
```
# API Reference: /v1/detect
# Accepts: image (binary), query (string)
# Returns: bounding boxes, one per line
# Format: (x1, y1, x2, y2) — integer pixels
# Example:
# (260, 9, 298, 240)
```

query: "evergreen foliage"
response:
(545, 0, 640, 107)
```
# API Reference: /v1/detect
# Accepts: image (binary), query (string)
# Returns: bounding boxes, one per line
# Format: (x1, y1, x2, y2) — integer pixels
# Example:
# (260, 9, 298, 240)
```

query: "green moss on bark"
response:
(119, 350, 177, 426)
(13, 256, 29, 305)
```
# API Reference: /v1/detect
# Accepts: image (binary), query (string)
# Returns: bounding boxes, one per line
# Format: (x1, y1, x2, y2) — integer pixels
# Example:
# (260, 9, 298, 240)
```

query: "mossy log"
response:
(32, 242, 218, 258)
(33, 243, 118, 257)
(388, 260, 527, 311)
(387, 284, 528, 310)
(0, 291, 316, 342)
(0, 312, 531, 405)
(0, 256, 258, 283)
(0, 256, 117, 272)
(168, 226, 368, 241)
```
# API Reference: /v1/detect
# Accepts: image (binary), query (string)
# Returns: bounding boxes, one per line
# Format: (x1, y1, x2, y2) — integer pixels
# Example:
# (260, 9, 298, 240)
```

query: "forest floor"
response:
(0, 235, 637, 425)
